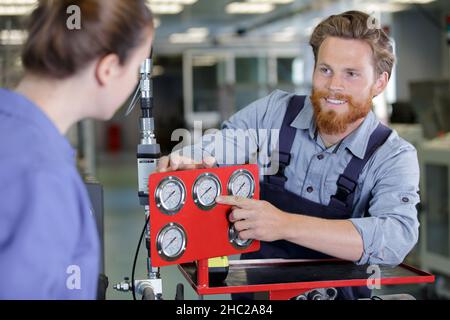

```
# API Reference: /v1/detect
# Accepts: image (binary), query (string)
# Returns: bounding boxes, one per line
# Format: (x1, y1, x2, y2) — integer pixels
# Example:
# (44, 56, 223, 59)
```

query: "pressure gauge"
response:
(156, 223, 187, 261)
(228, 224, 253, 249)
(192, 173, 222, 210)
(155, 176, 186, 215)
(227, 169, 255, 199)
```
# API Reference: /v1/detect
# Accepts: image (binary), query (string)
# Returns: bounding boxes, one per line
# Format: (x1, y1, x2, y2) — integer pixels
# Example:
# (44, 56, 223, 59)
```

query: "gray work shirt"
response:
(179, 90, 420, 267)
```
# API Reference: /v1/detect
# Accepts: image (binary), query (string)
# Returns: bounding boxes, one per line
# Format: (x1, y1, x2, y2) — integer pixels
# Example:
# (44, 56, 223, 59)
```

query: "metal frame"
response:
(179, 258, 435, 300)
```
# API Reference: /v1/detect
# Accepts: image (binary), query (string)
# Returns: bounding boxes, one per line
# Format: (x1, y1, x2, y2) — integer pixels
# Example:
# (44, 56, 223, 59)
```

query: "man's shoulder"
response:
(367, 126, 419, 179)
(384, 127, 418, 156)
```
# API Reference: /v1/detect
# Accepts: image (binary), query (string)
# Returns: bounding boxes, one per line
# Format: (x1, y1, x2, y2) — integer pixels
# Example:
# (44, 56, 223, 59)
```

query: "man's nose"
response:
(327, 74, 344, 92)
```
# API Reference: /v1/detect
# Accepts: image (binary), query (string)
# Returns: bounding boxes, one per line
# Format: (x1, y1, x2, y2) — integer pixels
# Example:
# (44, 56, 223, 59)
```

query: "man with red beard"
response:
(158, 11, 419, 300)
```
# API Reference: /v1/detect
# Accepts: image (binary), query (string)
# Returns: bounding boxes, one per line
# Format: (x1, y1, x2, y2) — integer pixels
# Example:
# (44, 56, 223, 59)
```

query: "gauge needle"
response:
(201, 186, 212, 198)
(165, 237, 177, 250)
(236, 182, 245, 195)
(164, 190, 176, 203)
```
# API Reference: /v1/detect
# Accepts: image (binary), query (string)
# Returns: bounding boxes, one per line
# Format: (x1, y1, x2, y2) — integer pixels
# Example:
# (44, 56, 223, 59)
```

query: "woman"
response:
(0, 0, 154, 299)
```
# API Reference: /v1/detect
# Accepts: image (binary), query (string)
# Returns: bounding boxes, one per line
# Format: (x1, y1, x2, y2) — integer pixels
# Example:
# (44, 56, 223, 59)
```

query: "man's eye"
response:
(320, 67, 330, 74)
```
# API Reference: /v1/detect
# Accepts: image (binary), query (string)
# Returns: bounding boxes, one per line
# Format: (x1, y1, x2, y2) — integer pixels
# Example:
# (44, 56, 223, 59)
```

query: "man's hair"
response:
(309, 10, 395, 79)
(22, 0, 154, 79)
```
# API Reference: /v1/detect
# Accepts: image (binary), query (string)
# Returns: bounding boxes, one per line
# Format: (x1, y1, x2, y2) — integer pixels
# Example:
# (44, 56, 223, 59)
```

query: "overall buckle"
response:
(331, 175, 357, 205)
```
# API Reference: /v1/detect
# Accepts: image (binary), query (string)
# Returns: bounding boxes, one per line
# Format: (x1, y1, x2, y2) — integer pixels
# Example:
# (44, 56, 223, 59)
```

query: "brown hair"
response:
(22, 0, 154, 79)
(309, 10, 395, 79)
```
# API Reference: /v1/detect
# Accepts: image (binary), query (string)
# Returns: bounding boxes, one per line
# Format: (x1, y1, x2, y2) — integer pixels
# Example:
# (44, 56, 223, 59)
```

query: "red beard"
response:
(311, 89, 373, 135)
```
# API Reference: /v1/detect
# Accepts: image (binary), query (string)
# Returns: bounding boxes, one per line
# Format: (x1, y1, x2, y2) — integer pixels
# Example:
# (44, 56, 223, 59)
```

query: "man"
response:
(158, 11, 419, 300)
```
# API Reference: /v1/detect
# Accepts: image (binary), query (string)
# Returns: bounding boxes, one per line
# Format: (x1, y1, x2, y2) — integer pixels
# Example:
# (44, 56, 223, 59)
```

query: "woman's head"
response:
(21, 0, 154, 120)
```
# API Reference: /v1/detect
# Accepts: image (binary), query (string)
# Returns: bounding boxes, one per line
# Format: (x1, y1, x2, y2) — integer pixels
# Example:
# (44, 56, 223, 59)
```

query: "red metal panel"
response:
(149, 164, 260, 267)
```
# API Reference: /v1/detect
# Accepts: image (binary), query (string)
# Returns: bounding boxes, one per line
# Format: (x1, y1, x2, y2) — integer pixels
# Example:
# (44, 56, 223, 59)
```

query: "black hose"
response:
(131, 217, 149, 301)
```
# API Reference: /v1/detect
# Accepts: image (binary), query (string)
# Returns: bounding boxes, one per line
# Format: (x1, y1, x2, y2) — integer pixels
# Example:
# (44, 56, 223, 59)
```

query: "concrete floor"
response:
(96, 152, 441, 300)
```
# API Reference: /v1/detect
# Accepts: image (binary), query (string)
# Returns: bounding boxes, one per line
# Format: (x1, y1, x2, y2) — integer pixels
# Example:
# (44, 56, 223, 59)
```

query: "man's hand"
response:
(216, 196, 291, 242)
(156, 153, 216, 172)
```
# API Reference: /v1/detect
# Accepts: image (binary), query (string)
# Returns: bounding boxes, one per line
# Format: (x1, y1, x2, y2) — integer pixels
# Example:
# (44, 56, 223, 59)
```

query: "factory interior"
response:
(1, 0, 450, 301)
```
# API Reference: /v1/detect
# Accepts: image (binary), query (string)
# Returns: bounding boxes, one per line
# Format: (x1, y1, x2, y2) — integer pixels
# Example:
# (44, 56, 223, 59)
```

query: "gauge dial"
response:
(228, 224, 253, 249)
(155, 176, 186, 215)
(156, 223, 187, 261)
(227, 169, 255, 199)
(193, 173, 221, 210)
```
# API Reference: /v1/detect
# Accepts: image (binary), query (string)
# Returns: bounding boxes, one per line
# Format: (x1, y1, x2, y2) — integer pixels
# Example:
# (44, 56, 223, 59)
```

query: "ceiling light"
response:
(0, 0, 37, 4)
(169, 28, 209, 44)
(148, 3, 183, 14)
(0, 5, 34, 15)
(169, 33, 207, 43)
(226, 2, 275, 14)
(193, 56, 218, 67)
(271, 27, 296, 42)
(247, 0, 294, 4)
(0, 29, 27, 45)
(186, 27, 209, 36)
(149, 0, 197, 4)
(392, 0, 435, 3)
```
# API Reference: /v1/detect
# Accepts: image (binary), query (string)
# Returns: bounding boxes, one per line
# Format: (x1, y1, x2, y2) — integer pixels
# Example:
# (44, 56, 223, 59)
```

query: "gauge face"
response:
(228, 224, 253, 249)
(156, 223, 187, 261)
(193, 173, 221, 210)
(227, 169, 255, 199)
(155, 177, 186, 215)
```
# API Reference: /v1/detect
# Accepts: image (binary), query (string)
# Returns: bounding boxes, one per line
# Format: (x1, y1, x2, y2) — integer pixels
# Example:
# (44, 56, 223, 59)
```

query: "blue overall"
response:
(239, 95, 392, 300)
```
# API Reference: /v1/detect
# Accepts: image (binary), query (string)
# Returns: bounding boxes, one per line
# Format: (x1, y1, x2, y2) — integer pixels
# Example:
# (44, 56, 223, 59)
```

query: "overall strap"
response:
(329, 123, 392, 212)
(266, 95, 306, 187)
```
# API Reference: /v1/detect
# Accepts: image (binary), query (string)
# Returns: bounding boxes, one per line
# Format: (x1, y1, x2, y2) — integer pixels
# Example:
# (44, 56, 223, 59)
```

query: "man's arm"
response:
(217, 142, 420, 266)
(157, 90, 293, 171)
(216, 196, 364, 262)
(349, 145, 420, 266)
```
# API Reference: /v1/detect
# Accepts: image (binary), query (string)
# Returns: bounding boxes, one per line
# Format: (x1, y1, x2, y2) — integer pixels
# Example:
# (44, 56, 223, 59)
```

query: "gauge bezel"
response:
(192, 173, 222, 210)
(156, 223, 187, 261)
(228, 224, 253, 250)
(155, 176, 186, 215)
(227, 169, 256, 199)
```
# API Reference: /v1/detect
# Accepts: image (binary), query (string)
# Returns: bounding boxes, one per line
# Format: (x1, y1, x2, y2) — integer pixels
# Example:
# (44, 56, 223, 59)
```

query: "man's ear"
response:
(372, 71, 389, 97)
(95, 53, 121, 87)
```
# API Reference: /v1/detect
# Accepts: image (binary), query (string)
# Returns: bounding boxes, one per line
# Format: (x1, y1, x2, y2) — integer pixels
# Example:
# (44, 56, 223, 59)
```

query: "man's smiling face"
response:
(311, 36, 388, 135)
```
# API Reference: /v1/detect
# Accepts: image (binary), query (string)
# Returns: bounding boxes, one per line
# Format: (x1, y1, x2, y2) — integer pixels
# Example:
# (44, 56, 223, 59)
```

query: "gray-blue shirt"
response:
(180, 90, 420, 267)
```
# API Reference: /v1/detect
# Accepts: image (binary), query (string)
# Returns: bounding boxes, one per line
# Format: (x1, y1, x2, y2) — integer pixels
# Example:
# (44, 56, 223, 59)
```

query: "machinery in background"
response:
(69, 118, 108, 299)
(408, 80, 450, 299)
(84, 178, 108, 300)
(417, 134, 450, 299)
(113, 54, 164, 300)
(410, 80, 450, 140)
(389, 123, 424, 267)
